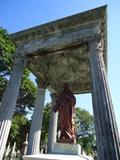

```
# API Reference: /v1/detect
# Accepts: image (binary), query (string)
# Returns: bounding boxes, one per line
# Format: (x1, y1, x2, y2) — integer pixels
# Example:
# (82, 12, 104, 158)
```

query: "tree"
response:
(6, 103, 51, 151)
(0, 27, 15, 102)
(40, 103, 51, 149)
(0, 27, 15, 75)
(8, 113, 30, 150)
(16, 69, 37, 115)
(76, 107, 95, 155)
(0, 27, 37, 115)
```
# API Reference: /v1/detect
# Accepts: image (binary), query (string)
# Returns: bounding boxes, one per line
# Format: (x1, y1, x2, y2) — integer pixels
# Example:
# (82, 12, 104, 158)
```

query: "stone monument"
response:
(0, 5, 120, 160)
(53, 83, 76, 144)
(51, 83, 81, 155)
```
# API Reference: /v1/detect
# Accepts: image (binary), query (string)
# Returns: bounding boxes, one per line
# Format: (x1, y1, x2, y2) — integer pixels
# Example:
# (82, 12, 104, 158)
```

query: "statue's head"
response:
(63, 83, 72, 93)
(63, 82, 69, 89)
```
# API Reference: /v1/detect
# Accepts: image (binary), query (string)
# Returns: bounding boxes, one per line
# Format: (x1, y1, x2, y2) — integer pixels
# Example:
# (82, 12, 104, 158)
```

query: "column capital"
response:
(14, 50, 30, 67)
(36, 78, 48, 89)
(14, 56, 24, 65)
(89, 40, 104, 55)
(50, 92, 57, 101)
(15, 56, 30, 67)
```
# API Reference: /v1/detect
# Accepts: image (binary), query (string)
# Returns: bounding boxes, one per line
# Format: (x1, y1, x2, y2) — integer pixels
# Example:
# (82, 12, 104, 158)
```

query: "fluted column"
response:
(0, 57, 24, 160)
(27, 82, 46, 155)
(89, 41, 120, 160)
(47, 93, 58, 153)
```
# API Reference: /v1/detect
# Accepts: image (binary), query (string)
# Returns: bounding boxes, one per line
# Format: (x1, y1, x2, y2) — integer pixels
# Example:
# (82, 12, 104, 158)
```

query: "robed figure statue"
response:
(53, 83, 76, 143)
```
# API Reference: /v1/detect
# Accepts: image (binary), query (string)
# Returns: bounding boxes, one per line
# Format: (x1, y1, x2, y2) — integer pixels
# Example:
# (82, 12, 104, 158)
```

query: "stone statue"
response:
(53, 83, 76, 143)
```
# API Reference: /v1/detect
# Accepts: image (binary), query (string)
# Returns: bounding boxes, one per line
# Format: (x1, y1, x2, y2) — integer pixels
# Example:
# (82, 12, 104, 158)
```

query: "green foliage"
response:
(8, 113, 30, 150)
(8, 104, 51, 151)
(0, 27, 15, 54)
(76, 107, 95, 155)
(0, 27, 16, 103)
(0, 27, 15, 76)
(0, 76, 7, 101)
(16, 69, 37, 114)
(40, 103, 51, 148)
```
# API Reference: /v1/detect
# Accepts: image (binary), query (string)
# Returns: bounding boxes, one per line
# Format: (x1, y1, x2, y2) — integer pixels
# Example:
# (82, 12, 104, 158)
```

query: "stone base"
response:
(52, 143, 81, 155)
(23, 154, 90, 160)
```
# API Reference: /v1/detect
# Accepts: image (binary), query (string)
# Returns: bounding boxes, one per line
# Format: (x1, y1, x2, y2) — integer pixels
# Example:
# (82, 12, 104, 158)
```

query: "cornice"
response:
(10, 5, 107, 49)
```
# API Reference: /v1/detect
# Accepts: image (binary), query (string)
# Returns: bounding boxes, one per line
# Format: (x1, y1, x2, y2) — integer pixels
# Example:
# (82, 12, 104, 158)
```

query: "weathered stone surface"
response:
(52, 143, 81, 155)
(47, 93, 58, 153)
(0, 57, 24, 160)
(2, 5, 118, 160)
(10, 6, 107, 93)
(89, 41, 120, 160)
(11, 6, 107, 55)
(27, 88, 46, 155)
(28, 44, 91, 93)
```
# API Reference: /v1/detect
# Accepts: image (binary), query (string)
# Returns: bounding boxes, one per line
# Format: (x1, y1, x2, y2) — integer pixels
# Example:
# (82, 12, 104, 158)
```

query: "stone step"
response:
(23, 154, 92, 160)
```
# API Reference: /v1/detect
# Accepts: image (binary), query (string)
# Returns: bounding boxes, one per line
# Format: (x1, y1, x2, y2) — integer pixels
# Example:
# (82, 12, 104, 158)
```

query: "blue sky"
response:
(0, 0, 120, 131)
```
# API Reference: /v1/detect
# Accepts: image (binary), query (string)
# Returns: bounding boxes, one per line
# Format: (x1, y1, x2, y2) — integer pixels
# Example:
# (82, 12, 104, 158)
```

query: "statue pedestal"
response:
(23, 143, 92, 160)
(51, 143, 81, 155)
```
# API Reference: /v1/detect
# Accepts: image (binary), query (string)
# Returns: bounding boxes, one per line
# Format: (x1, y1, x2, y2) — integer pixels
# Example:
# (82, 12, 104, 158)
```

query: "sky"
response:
(0, 0, 120, 131)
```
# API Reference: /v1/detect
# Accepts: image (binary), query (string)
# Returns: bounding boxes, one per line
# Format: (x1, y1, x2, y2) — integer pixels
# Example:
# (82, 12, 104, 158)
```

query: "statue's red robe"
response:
(53, 85, 76, 143)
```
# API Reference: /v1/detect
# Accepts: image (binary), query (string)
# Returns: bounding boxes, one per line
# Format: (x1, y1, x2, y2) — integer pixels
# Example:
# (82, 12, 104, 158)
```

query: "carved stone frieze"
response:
(11, 6, 107, 55)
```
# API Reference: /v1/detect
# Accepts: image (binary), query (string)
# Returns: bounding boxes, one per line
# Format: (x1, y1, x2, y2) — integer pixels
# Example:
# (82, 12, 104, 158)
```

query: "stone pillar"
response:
(89, 41, 120, 160)
(22, 133, 28, 155)
(27, 82, 46, 155)
(47, 93, 58, 153)
(0, 57, 24, 160)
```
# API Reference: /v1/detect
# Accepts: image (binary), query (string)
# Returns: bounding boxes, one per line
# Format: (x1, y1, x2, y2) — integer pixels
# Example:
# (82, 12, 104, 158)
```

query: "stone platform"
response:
(23, 143, 93, 160)
(23, 154, 90, 160)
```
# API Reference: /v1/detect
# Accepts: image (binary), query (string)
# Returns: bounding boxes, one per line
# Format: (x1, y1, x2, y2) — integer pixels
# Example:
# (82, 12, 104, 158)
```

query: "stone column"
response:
(47, 93, 58, 153)
(89, 41, 120, 160)
(27, 82, 46, 155)
(0, 57, 24, 160)
(22, 133, 28, 155)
